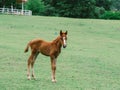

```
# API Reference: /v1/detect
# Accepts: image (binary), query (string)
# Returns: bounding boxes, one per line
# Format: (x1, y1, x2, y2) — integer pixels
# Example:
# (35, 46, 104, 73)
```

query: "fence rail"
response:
(0, 8, 32, 16)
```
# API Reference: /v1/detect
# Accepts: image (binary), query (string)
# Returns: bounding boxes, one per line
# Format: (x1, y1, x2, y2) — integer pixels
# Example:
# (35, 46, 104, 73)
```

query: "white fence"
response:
(0, 8, 32, 16)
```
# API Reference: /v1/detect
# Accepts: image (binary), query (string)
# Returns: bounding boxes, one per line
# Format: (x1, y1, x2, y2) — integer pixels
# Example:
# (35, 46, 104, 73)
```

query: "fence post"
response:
(2, 6, 5, 13)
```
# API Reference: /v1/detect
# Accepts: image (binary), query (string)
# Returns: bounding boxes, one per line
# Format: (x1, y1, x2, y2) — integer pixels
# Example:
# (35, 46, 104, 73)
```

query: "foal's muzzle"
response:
(63, 45, 67, 48)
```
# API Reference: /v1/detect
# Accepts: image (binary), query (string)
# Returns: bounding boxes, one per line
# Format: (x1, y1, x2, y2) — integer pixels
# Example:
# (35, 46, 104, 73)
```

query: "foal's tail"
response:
(24, 43, 30, 53)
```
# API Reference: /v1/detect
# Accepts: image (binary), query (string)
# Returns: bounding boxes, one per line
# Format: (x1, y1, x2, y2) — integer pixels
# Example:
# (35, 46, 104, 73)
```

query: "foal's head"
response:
(60, 30, 68, 48)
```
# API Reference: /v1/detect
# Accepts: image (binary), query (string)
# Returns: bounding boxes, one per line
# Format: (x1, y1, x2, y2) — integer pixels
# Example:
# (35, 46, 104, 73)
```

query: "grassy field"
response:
(0, 15, 120, 90)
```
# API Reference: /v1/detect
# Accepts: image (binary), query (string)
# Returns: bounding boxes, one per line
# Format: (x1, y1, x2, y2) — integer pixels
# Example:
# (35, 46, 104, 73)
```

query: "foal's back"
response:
(29, 38, 53, 56)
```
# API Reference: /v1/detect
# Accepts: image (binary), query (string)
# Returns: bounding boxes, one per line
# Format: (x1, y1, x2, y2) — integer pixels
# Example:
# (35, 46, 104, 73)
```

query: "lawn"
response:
(0, 15, 120, 90)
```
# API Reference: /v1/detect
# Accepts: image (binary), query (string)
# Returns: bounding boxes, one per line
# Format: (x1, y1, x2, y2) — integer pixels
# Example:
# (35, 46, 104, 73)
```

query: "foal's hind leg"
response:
(27, 50, 37, 80)
(27, 54, 34, 80)
(31, 52, 39, 79)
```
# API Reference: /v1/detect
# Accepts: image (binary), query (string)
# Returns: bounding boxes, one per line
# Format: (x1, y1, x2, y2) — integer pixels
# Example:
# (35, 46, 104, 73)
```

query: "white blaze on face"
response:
(63, 37, 67, 46)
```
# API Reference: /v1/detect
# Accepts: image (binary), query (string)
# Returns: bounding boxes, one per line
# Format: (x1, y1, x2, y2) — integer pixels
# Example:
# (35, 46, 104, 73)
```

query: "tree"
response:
(0, 0, 16, 8)
(96, 0, 112, 10)
(25, 0, 45, 15)
(43, 0, 97, 18)
(111, 0, 120, 10)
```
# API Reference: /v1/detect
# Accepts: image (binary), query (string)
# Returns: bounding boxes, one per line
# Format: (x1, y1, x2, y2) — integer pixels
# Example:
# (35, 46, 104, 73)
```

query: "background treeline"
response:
(0, 0, 120, 19)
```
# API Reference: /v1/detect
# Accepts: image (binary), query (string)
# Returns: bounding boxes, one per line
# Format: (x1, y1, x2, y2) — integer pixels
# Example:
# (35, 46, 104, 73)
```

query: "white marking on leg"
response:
(28, 75, 31, 80)
(32, 67, 36, 79)
(27, 67, 31, 80)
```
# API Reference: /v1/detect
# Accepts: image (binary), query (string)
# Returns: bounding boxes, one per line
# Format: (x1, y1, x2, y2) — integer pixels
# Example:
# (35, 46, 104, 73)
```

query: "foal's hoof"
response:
(27, 76, 31, 80)
(52, 79, 57, 83)
(28, 78, 31, 80)
(32, 75, 36, 80)
(32, 77, 36, 80)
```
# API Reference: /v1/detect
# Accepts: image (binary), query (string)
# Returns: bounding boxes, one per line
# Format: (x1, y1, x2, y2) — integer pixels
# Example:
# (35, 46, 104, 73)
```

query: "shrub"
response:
(25, 0, 45, 15)
(100, 11, 120, 20)
(94, 7, 105, 18)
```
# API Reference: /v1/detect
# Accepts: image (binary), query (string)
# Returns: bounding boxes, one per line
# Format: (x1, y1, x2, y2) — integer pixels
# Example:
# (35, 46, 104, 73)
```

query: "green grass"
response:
(0, 15, 120, 90)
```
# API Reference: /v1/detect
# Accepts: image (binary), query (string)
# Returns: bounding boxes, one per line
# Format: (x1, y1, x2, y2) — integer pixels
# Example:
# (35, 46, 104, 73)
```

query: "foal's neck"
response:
(53, 36, 62, 49)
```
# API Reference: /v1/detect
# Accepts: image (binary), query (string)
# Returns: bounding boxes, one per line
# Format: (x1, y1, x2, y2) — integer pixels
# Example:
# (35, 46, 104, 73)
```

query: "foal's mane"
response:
(51, 36, 62, 51)
(53, 36, 62, 44)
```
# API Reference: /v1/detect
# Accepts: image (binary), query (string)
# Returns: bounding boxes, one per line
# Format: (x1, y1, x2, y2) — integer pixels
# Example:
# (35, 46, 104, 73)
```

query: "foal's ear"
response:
(65, 31, 68, 35)
(60, 30, 62, 36)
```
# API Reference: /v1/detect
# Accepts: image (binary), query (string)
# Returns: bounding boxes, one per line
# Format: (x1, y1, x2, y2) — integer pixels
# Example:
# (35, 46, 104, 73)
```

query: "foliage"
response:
(96, 0, 112, 10)
(100, 11, 120, 20)
(43, 0, 98, 18)
(0, 0, 16, 8)
(42, 0, 113, 18)
(25, 0, 45, 15)
(111, 0, 120, 10)
(43, 5, 56, 16)
(94, 7, 105, 18)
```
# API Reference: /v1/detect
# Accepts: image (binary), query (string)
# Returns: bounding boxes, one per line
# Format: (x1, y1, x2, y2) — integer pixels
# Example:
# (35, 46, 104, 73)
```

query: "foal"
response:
(24, 30, 68, 82)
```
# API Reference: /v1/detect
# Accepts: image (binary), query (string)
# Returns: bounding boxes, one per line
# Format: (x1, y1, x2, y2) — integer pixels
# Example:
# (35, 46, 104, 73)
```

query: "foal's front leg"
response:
(50, 57, 57, 82)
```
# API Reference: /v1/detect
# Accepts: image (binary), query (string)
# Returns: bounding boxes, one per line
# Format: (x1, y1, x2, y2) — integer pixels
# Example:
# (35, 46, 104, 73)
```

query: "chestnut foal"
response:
(24, 30, 68, 82)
